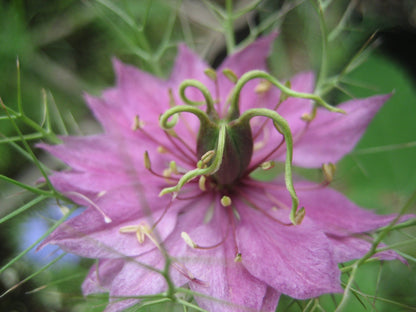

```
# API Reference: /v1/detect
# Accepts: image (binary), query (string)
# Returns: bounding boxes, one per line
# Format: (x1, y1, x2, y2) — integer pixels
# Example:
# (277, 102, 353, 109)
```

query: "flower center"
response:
(157, 69, 344, 225)
(196, 120, 253, 187)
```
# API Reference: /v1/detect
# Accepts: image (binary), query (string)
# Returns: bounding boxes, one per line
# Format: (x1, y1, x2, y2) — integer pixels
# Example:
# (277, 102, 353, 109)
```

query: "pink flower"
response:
(40, 34, 405, 312)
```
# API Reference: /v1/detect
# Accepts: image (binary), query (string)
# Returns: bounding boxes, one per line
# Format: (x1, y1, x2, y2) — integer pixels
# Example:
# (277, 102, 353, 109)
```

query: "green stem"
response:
(159, 105, 213, 130)
(315, 0, 329, 93)
(227, 70, 345, 120)
(0, 196, 47, 225)
(224, 0, 235, 54)
(179, 80, 217, 116)
(235, 108, 301, 225)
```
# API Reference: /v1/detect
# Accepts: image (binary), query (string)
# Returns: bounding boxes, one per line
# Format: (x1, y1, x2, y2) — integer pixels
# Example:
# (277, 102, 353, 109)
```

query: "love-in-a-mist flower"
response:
(40, 34, 405, 312)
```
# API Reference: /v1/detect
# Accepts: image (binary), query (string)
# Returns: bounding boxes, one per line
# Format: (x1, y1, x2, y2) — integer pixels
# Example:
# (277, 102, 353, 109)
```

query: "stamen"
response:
(234, 252, 242, 262)
(169, 161, 179, 175)
(322, 163, 336, 183)
(137, 122, 193, 165)
(200, 150, 215, 166)
(260, 161, 275, 170)
(227, 206, 241, 260)
(222, 68, 238, 84)
(181, 232, 197, 248)
(143, 151, 179, 182)
(172, 263, 208, 286)
(199, 176, 207, 191)
(119, 223, 159, 247)
(159, 124, 227, 196)
(157, 146, 167, 153)
(181, 227, 230, 250)
(144, 151, 151, 170)
(301, 106, 318, 122)
(204, 68, 217, 81)
(255, 80, 272, 93)
(168, 88, 176, 107)
(131, 115, 145, 131)
(163, 131, 196, 164)
(220, 195, 232, 207)
(294, 207, 306, 225)
(97, 190, 107, 198)
(66, 191, 112, 223)
(236, 190, 292, 226)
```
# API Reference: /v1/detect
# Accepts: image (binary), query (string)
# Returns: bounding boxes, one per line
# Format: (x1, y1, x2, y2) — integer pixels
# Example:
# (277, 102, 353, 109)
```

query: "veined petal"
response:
(181, 202, 269, 312)
(289, 94, 390, 167)
(82, 259, 124, 295)
(43, 203, 180, 258)
(327, 234, 406, 263)
(237, 202, 342, 299)
(38, 136, 125, 172)
(217, 33, 277, 116)
(295, 183, 406, 235)
(260, 287, 281, 312)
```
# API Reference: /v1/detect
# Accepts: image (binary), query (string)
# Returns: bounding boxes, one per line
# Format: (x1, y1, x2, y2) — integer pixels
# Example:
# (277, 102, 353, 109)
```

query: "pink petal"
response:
(44, 204, 180, 258)
(187, 205, 268, 311)
(327, 234, 405, 263)
(104, 250, 171, 312)
(217, 33, 277, 116)
(289, 94, 390, 167)
(260, 287, 281, 312)
(295, 183, 404, 235)
(38, 136, 125, 172)
(236, 201, 342, 299)
(82, 259, 124, 295)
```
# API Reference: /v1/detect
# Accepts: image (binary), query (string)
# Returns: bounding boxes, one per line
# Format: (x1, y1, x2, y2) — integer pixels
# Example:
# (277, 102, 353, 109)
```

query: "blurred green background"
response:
(0, 0, 415, 311)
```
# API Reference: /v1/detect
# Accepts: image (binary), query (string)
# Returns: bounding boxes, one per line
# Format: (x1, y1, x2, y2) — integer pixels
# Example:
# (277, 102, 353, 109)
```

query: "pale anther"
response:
(169, 161, 179, 175)
(119, 223, 155, 245)
(234, 252, 242, 262)
(221, 195, 232, 207)
(200, 150, 215, 165)
(181, 232, 197, 248)
(294, 207, 306, 225)
(144, 151, 151, 170)
(260, 161, 275, 170)
(97, 190, 107, 198)
(199, 175, 207, 191)
(204, 68, 217, 81)
(132, 115, 145, 130)
(255, 80, 272, 93)
(168, 88, 176, 107)
(222, 68, 238, 83)
(157, 146, 167, 153)
(322, 163, 336, 183)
